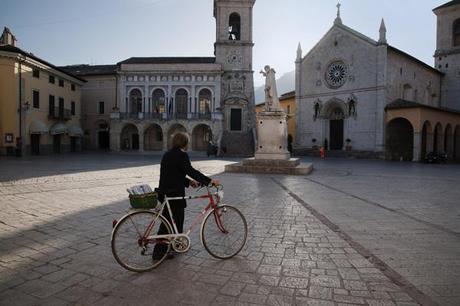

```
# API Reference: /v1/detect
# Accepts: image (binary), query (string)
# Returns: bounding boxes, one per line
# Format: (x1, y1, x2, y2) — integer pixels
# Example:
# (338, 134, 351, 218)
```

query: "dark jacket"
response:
(158, 147, 211, 207)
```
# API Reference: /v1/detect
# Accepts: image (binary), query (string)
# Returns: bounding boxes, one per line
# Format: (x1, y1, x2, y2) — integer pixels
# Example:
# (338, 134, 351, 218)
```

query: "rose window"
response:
(325, 61, 348, 88)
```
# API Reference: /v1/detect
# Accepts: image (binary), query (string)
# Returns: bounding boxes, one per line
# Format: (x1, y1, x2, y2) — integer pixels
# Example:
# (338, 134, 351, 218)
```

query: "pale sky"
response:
(0, 0, 448, 86)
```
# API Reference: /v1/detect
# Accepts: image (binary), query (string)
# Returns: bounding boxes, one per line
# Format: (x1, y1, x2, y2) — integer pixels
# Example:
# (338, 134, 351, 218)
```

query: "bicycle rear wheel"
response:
(111, 210, 172, 272)
(201, 205, 247, 259)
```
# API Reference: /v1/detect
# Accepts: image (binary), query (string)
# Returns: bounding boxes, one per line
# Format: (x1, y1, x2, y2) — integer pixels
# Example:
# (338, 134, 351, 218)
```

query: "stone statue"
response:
(314, 100, 322, 120)
(348, 99, 356, 117)
(260, 65, 280, 111)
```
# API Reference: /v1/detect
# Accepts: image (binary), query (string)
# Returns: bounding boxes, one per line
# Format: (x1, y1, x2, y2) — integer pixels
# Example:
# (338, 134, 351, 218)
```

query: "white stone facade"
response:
(295, 22, 388, 153)
(295, 4, 459, 157)
(111, 63, 224, 152)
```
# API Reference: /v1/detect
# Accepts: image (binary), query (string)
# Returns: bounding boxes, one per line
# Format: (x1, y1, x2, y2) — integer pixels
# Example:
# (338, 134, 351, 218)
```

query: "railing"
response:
(117, 112, 220, 121)
(48, 107, 71, 120)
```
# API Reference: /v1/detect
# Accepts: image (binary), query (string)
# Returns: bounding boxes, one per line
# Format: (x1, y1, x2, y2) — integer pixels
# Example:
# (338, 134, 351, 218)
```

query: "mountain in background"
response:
(254, 70, 295, 105)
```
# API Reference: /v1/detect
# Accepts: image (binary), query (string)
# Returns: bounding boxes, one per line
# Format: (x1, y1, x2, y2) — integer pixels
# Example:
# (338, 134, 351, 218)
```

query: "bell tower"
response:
(214, 0, 256, 155)
(434, 1, 460, 110)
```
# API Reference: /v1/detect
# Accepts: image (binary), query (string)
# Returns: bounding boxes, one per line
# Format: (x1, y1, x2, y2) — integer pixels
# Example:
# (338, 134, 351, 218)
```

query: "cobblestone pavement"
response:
(0, 153, 459, 306)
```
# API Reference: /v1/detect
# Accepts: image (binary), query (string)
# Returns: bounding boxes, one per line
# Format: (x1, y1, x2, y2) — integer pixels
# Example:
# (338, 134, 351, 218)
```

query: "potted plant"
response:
(312, 138, 318, 150)
(345, 138, 352, 151)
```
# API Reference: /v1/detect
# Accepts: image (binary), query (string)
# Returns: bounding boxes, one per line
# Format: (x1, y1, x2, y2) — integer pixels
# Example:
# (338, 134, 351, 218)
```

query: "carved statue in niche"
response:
(313, 99, 323, 121)
(347, 95, 357, 118)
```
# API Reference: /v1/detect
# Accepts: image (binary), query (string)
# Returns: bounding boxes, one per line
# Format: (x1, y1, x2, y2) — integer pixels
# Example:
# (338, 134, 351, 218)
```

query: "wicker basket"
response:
(129, 192, 158, 209)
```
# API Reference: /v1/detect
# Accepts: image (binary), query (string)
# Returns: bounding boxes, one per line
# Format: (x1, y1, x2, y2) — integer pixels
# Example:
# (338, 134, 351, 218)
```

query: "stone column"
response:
(144, 85, 148, 115)
(412, 132, 422, 162)
(110, 131, 120, 152)
(138, 127, 144, 152)
(191, 85, 196, 116)
(167, 85, 172, 118)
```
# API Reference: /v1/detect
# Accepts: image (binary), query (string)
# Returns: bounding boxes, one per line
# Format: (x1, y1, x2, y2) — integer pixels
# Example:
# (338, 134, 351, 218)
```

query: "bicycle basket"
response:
(129, 192, 158, 209)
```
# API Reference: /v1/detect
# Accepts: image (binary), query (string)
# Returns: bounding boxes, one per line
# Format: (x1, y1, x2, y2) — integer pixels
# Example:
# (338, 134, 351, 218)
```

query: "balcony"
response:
(117, 112, 222, 121)
(48, 107, 71, 120)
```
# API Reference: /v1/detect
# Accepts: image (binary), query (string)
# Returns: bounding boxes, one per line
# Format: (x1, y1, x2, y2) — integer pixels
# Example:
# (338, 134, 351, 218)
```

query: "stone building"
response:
(295, 1, 460, 161)
(63, 0, 256, 155)
(0, 27, 85, 156)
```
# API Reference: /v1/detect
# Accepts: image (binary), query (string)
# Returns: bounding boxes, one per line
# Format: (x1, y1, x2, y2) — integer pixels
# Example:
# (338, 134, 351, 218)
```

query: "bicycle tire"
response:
(200, 205, 248, 259)
(111, 210, 172, 272)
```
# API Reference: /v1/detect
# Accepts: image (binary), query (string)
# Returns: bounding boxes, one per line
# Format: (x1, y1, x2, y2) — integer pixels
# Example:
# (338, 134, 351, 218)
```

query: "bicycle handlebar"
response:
(196, 183, 223, 192)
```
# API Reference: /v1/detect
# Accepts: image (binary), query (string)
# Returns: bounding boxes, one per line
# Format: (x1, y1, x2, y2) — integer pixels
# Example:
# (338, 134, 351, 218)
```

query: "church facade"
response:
(295, 1, 460, 161)
(64, 0, 256, 155)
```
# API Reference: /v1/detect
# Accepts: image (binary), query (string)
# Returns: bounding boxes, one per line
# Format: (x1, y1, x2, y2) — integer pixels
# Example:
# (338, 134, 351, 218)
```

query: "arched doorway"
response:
(445, 124, 453, 159)
(129, 89, 143, 115)
(144, 124, 163, 151)
(329, 108, 344, 150)
(175, 89, 188, 119)
(192, 124, 212, 151)
(385, 118, 414, 161)
(167, 124, 187, 149)
(433, 123, 443, 153)
(121, 124, 139, 150)
(454, 125, 460, 161)
(421, 121, 433, 160)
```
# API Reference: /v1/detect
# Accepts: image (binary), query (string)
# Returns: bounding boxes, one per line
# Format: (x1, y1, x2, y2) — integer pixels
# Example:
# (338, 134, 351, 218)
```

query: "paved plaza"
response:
(0, 153, 459, 306)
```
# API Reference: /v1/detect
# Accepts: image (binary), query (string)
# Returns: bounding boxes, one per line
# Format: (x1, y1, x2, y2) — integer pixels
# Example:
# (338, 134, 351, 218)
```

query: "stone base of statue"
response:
(255, 111, 291, 160)
(225, 110, 313, 175)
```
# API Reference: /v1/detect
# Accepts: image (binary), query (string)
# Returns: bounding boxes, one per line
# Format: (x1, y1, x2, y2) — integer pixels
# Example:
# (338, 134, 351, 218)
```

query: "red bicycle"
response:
(111, 184, 248, 272)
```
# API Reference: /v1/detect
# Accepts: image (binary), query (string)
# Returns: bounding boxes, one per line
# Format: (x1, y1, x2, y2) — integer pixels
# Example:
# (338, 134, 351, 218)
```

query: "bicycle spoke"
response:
(201, 205, 247, 259)
(111, 211, 172, 272)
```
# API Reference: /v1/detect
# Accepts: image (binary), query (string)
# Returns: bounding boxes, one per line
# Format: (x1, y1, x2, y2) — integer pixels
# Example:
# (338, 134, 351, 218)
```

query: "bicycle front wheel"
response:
(111, 210, 172, 272)
(201, 205, 248, 259)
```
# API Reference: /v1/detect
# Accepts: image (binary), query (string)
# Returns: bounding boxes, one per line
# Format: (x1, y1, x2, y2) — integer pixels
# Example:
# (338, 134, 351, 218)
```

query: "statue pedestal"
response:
(255, 111, 290, 160)
(225, 110, 313, 175)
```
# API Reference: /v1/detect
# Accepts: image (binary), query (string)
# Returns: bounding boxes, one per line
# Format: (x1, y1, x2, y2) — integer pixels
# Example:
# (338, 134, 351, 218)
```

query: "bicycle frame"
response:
(142, 186, 226, 244)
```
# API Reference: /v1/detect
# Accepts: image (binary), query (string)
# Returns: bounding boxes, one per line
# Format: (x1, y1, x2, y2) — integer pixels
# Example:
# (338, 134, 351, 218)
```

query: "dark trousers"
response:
(153, 199, 185, 256)
(160, 199, 185, 234)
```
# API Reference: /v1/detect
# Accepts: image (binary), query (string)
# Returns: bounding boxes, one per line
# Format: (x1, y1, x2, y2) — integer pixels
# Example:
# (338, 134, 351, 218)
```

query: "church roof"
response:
(386, 99, 460, 115)
(433, 0, 460, 11)
(280, 90, 295, 101)
(0, 44, 86, 83)
(117, 57, 216, 65)
(60, 64, 117, 76)
(387, 46, 444, 76)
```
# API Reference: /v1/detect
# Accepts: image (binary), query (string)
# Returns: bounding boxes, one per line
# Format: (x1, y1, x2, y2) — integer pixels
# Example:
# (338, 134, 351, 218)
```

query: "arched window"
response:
(198, 89, 212, 117)
(129, 89, 142, 114)
(454, 19, 460, 47)
(402, 84, 413, 101)
(229, 13, 241, 40)
(175, 89, 188, 118)
(152, 89, 165, 114)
